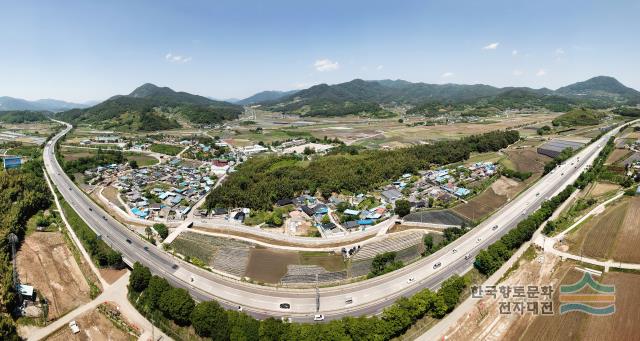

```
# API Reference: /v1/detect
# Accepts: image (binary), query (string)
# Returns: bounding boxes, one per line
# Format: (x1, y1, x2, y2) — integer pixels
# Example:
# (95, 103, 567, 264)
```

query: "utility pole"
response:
(315, 274, 320, 313)
(8, 233, 22, 304)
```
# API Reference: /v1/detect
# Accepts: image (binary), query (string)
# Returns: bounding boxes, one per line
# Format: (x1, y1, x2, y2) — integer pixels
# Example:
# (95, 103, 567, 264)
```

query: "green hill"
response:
(56, 83, 243, 131)
(0, 110, 49, 123)
(556, 76, 640, 104)
(552, 108, 604, 127)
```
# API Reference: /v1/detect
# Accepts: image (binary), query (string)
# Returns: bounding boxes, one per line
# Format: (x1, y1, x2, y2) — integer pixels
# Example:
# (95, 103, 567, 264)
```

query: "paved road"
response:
(43, 119, 624, 323)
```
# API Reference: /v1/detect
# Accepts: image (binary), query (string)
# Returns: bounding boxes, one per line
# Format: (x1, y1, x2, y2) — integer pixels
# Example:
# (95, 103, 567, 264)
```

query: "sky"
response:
(1, 0, 639, 103)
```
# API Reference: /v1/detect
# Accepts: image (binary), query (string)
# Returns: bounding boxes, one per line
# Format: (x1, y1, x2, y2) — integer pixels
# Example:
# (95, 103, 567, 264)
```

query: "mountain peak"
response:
(556, 76, 639, 102)
(129, 83, 171, 98)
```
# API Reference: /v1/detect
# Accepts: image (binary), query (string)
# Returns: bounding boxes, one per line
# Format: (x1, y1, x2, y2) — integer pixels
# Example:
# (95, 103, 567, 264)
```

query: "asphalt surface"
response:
(43, 120, 623, 322)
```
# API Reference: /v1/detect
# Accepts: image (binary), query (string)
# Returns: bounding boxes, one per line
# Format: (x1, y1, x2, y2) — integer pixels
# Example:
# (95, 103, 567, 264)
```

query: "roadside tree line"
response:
(129, 262, 469, 340)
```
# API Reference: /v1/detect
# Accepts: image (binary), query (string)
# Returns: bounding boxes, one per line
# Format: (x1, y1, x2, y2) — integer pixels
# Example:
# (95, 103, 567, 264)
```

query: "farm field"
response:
(566, 198, 629, 260)
(520, 270, 640, 341)
(519, 268, 590, 341)
(60, 146, 158, 167)
(605, 148, 632, 165)
(610, 197, 640, 263)
(149, 143, 183, 155)
(587, 181, 621, 197)
(16, 231, 91, 320)
(218, 111, 555, 147)
(452, 176, 524, 221)
(172, 232, 346, 283)
(123, 152, 158, 166)
(503, 147, 552, 174)
(244, 248, 300, 283)
(403, 210, 468, 226)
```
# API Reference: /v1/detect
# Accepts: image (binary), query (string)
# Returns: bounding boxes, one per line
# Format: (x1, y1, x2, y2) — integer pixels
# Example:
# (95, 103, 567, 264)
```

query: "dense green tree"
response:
(259, 317, 289, 341)
(394, 199, 411, 217)
(129, 262, 152, 292)
(141, 275, 171, 308)
(191, 301, 229, 339)
(152, 223, 169, 240)
(159, 287, 195, 325)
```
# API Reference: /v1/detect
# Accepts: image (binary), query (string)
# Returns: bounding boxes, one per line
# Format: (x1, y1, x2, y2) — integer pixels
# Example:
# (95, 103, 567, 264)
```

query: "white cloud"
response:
(376, 65, 384, 70)
(536, 69, 547, 77)
(482, 42, 499, 50)
(314, 59, 339, 72)
(165, 53, 192, 63)
(293, 82, 310, 89)
(512, 69, 524, 76)
(512, 50, 518, 56)
(441, 72, 454, 78)
(555, 48, 565, 55)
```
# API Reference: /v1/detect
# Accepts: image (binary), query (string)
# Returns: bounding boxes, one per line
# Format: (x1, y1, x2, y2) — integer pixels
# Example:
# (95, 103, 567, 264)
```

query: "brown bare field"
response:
(245, 248, 300, 283)
(606, 148, 631, 165)
(99, 268, 127, 285)
(504, 148, 552, 174)
(521, 270, 640, 341)
(611, 197, 640, 263)
(588, 182, 621, 197)
(452, 176, 524, 221)
(60, 147, 96, 161)
(520, 269, 589, 341)
(299, 252, 346, 272)
(17, 232, 91, 320)
(46, 308, 134, 341)
(567, 199, 628, 260)
(579, 272, 640, 340)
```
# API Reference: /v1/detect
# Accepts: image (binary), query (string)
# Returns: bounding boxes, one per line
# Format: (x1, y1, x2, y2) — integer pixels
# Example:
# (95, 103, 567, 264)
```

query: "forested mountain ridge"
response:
(236, 90, 298, 105)
(258, 76, 640, 117)
(55, 83, 243, 131)
(0, 96, 88, 112)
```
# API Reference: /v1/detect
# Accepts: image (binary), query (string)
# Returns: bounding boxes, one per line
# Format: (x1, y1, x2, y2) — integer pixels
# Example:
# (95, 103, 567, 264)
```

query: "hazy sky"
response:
(1, 0, 639, 102)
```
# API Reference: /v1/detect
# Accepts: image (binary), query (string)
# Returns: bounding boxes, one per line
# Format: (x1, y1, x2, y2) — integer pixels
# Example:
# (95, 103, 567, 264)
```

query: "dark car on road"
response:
(280, 303, 291, 309)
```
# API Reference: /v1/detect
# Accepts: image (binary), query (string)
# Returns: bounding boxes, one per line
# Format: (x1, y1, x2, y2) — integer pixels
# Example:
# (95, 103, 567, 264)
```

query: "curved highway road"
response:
(43, 120, 626, 322)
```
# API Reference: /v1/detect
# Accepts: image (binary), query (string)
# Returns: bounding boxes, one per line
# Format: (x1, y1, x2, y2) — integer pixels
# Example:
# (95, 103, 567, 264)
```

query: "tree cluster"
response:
(368, 252, 404, 278)
(0, 156, 52, 338)
(501, 168, 532, 181)
(205, 130, 520, 211)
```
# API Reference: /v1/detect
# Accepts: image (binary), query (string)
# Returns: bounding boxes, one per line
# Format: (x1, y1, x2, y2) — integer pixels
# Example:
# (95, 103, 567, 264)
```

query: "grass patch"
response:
(149, 143, 183, 156)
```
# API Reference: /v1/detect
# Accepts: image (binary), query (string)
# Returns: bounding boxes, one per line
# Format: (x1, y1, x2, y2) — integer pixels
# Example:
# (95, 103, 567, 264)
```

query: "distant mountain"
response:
(556, 76, 640, 104)
(0, 96, 88, 112)
(56, 83, 243, 131)
(236, 90, 298, 105)
(263, 79, 505, 117)
(261, 76, 640, 117)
